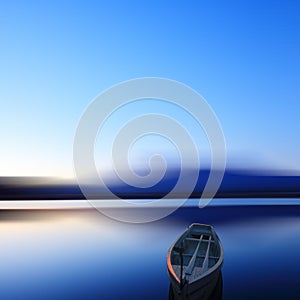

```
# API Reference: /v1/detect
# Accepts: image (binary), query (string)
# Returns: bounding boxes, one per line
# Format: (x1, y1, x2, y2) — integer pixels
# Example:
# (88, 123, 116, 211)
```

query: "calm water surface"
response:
(0, 200, 299, 299)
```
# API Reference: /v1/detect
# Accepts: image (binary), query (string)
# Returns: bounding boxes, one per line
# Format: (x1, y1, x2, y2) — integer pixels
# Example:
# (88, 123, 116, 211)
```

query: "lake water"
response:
(0, 200, 300, 299)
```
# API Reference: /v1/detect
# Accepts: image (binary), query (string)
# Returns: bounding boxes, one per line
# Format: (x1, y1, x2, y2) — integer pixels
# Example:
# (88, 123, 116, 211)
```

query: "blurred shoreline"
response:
(0, 169, 299, 200)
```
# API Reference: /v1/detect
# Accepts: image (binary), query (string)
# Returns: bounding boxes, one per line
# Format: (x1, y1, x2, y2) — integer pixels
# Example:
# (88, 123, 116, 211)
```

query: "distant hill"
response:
(0, 169, 299, 200)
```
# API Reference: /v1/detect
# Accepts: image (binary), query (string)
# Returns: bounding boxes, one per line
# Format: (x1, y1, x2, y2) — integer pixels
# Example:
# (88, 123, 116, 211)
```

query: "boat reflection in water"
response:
(167, 224, 224, 300)
(169, 272, 223, 300)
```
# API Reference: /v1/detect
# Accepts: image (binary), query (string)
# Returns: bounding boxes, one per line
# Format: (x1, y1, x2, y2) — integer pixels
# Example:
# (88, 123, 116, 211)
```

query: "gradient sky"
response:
(0, 0, 299, 177)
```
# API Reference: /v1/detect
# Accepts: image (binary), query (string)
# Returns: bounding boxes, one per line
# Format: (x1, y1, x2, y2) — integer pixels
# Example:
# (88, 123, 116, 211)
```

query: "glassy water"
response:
(0, 201, 299, 299)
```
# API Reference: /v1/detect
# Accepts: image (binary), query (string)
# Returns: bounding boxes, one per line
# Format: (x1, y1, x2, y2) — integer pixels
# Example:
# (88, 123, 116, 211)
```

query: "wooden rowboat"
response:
(167, 224, 224, 300)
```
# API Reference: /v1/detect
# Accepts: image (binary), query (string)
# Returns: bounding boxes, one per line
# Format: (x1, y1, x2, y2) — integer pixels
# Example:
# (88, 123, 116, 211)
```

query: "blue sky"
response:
(0, 0, 299, 177)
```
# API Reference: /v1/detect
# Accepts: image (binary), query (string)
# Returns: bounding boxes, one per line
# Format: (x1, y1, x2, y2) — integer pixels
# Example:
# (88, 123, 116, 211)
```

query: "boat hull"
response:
(167, 224, 224, 300)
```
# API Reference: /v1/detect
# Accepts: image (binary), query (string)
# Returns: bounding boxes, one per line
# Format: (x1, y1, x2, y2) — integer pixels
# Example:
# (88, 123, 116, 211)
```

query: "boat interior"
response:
(171, 226, 221, 282)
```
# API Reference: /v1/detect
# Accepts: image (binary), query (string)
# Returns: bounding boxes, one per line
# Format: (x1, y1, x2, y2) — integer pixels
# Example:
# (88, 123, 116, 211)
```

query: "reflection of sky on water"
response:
(0, 203, 299, 299)
(0, 209, 172, 299)
(219, 218, 300, 300)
